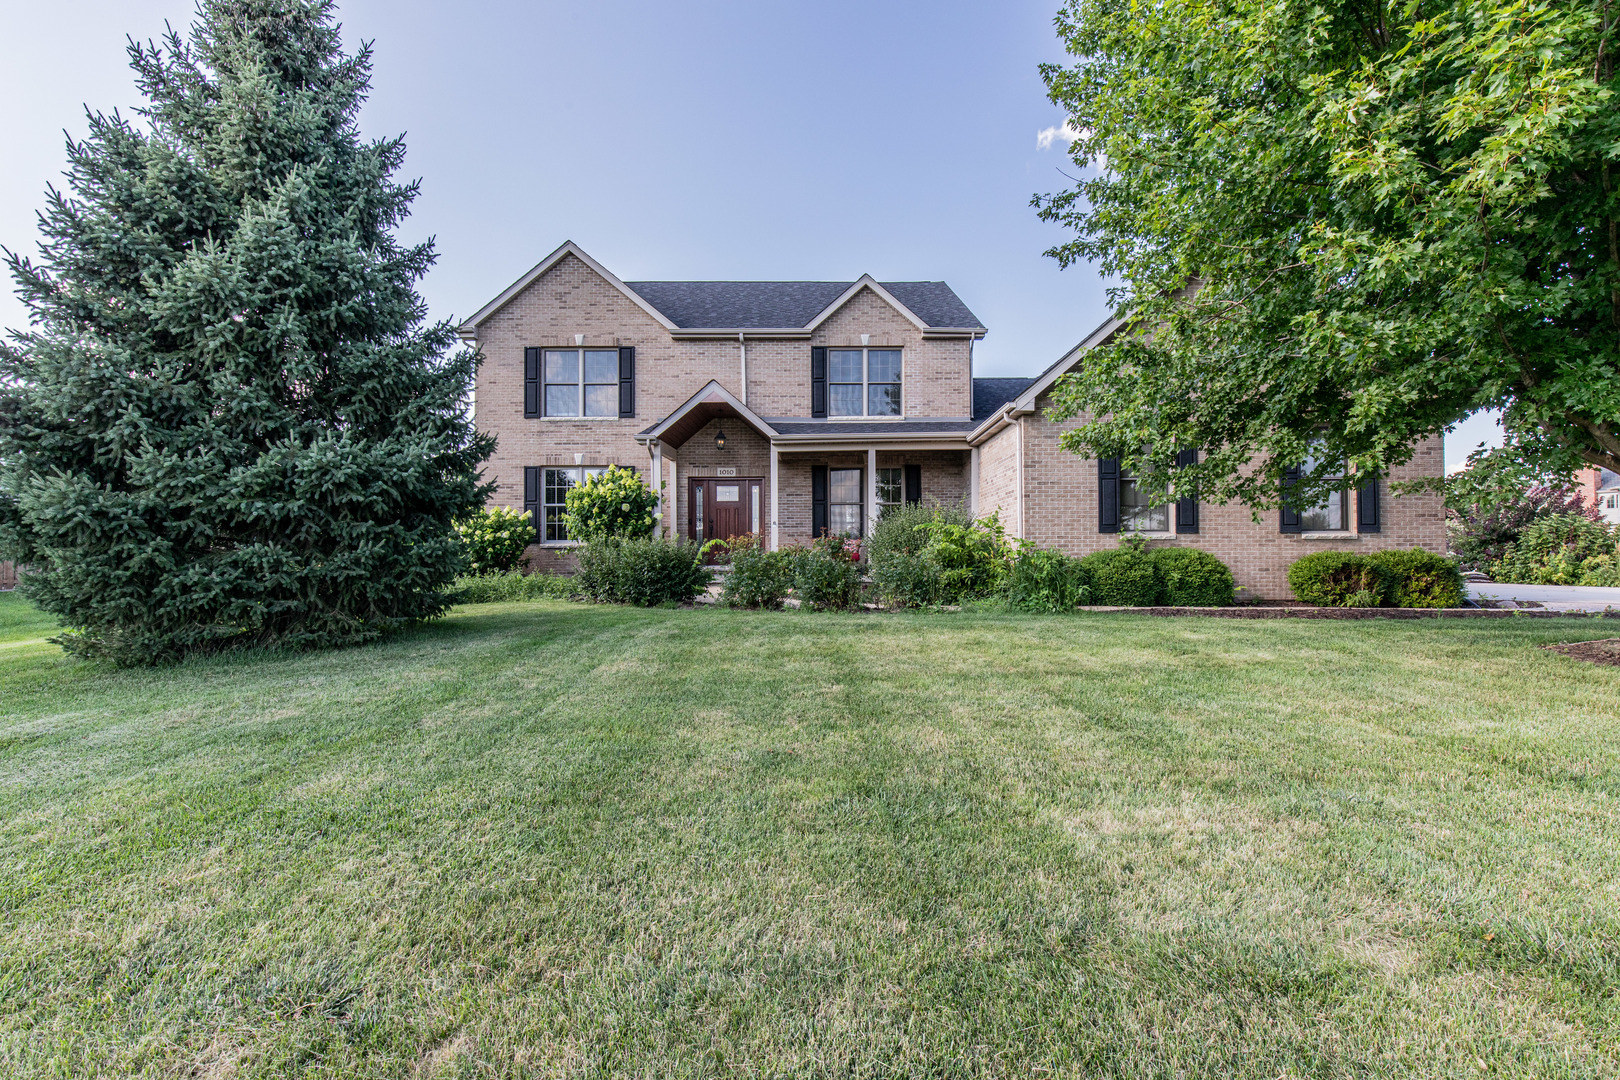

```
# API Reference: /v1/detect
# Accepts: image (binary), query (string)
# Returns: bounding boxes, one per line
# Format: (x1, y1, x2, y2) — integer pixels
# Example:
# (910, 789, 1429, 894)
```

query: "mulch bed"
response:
(1079, 605, 1620, 620)
(1542, 638, 1620, 666)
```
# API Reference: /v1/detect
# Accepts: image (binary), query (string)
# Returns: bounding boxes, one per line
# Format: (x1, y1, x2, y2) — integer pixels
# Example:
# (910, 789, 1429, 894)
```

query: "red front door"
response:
(690, 478, 761, 549)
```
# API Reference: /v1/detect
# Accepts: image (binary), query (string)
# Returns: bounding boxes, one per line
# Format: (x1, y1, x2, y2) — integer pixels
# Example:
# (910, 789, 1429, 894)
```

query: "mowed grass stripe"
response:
(0, 593, 1616, 1077)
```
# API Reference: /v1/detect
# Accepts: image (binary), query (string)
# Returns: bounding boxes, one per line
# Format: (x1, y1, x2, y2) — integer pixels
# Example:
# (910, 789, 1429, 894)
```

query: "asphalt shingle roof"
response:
(972, 377, 1034, 422)
(623, 280, 983, 330)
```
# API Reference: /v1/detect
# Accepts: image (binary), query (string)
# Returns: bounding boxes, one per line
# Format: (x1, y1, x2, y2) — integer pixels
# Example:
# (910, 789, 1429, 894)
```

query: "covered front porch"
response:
(636, 381, 973, 550)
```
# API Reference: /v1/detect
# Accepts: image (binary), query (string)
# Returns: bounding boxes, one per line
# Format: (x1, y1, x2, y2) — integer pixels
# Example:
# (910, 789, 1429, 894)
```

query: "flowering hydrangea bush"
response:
(563, 465, 660, 541)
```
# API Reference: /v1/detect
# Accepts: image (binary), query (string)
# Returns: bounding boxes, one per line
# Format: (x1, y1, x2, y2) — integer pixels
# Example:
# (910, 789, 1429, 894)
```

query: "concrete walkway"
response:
(1467, 581, 1620, 612)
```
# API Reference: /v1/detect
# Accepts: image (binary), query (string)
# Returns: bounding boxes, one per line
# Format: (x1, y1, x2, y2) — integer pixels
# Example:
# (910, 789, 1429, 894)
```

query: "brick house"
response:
(459, 241, 1445, 598)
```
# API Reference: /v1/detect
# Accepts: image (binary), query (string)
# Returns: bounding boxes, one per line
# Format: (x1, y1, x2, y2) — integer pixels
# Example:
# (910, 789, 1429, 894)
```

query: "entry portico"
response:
(636, 380, 976, 551)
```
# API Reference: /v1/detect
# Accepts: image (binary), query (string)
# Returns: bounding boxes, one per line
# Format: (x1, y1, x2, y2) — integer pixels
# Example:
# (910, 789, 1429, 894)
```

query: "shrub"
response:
(1154, 547, 1236, 607)
(866, 501, 972, 561)
(1366, 548, 1464, 608)
(791, 535, 864, 610)
(1487, 513, 1619, 586)
(1004, 545, 1090, 612)
(451, 571, 574, 604)
(1447, 485, 1597, 571)
(1287, 552, 1394, 607)
(720, 534, 794, 609)
(913, 511, 1013, 601)
(574, 537, 709, 606)
(563, 465, 660, 541)
(870, 550, 945, 608)
(454, 507, 535, 575)
(1079, 541, 1162, 606)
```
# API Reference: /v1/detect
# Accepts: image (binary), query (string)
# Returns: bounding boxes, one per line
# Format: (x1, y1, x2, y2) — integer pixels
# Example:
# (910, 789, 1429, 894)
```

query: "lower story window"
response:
(543, 465, 606, 542)
(1120, 465, 1169, 532)
(876, 467, 903, 516)
(1298, 448, 1346, 531)
(829, 468, 863, 535)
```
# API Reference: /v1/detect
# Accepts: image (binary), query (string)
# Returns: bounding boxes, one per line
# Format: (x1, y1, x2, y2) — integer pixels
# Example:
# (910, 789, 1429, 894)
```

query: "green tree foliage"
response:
(1036, 0, 1620, 509)
(454, 507, 534, 576)
(0, 0, 491, 663)
(563, 465, 659, 542)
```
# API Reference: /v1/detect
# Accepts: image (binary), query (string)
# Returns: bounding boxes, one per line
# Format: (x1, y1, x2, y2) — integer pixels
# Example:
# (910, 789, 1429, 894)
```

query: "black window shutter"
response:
(523, 466, 541, 541)
(1175, 448, 1199, 534)
(523, 347, 541, 418)
(904, 463, 921, 505)
(1098, 457, 1120, 533)
(1279, 466, 1303, 533)
(1357, 475, 1381, 533)
(811, 465, 829, 537)
(810, 347, 828, 418)
(618, 346, 635, 418)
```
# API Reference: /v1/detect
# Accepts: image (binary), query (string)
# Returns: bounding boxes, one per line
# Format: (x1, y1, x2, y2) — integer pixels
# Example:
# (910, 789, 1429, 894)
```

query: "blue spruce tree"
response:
(0, 0, 494, 663)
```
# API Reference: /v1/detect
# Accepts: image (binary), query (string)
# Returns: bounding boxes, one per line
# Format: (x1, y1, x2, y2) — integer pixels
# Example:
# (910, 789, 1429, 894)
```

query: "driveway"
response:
(1467, 581, 1620, 611)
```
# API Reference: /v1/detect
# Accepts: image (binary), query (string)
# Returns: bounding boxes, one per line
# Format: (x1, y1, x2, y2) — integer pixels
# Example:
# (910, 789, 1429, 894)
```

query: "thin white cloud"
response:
(1036, 121, 1082, 150)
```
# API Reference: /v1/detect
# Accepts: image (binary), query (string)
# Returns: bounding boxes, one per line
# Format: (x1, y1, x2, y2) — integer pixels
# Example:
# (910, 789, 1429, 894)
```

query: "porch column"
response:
(650, 440, 663, 535)
(769, 443, 780, 551)
(866, 447, 878, 537)
(668, 456, 678, 540)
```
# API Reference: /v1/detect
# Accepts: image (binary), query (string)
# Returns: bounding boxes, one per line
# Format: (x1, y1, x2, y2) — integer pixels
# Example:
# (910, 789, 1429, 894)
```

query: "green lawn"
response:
(1, 592, 1618, 1078)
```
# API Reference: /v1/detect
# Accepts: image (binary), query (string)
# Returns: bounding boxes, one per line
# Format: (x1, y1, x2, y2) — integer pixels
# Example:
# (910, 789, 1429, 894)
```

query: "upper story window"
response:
(545, 349, 620, 417)
(829, 348, 901, 417)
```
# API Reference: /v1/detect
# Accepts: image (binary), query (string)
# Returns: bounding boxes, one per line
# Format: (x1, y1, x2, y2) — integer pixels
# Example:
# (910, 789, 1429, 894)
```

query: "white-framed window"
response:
(829, 468, 863, 535)
(1119, 463, 1170, 532)
(544, 349, 619, 417)
(876, 468, 903, 515)
(1299, 445, 1347, 531)
(543, 465, 606, 542)
(828, 348, 902, 417)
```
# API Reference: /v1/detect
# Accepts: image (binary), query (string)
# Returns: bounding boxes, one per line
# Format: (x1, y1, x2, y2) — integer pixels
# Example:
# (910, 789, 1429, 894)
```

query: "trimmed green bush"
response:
(454, 507, 535, 575)
(721, 535, 794, 609)
(563, 465, 660, 541)
(452, 571, 574, 604)
(1079, 544, 1161, 606)
(574, 537, 708, 606)
(1004, 546, 1091, 612)
(871, 550, 945, 608)
(1155, 547, 1236, 607)
(791, 536, 864, 610)
(1287, 552, 1394, 607)
(1366, 548, 1464, 608)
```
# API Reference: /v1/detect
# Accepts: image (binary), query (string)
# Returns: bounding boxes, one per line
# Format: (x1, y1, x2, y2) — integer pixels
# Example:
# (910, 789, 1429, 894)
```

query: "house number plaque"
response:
(715, 467, 737, 477)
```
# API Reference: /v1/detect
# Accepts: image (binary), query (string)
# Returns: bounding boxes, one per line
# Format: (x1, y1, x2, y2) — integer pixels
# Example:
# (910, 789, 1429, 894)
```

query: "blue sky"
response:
(1, 0, 1499, 467)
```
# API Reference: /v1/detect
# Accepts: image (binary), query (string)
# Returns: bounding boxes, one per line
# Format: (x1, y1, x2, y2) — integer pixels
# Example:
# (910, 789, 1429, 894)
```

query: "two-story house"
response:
(459, 241, 1446, 598)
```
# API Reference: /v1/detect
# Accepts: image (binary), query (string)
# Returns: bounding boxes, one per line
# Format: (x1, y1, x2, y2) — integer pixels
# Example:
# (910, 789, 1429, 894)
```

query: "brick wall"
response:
(773, 450, 969, 543)
(475, 255, 979, 567)
(1015, 389, 1447, 599)
(975, 423, 1021, 534)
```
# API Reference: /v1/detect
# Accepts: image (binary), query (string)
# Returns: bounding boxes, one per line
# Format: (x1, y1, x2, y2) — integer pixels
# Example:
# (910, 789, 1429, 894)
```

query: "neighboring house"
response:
(1575, 467, 1620, 525)
(460, 241, 1446, 598)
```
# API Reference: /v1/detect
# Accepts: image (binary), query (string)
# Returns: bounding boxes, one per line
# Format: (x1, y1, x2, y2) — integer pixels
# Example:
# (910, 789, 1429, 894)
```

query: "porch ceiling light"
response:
(714, 429, 728, 450)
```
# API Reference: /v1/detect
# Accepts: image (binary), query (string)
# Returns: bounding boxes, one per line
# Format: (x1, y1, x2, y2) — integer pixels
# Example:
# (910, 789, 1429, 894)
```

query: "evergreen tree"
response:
(0, 0, 493, 663)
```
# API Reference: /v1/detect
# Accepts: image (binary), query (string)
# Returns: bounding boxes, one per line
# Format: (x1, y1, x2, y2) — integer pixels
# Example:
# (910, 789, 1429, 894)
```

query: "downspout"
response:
(739, 332, 748, 406)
